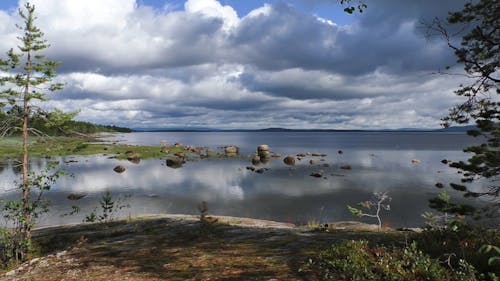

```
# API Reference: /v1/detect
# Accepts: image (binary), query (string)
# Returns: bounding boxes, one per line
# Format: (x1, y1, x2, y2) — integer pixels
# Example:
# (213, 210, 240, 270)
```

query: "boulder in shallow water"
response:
(127, 153, 141, 164)
(258, 150, 271, 160)
(251, 155, 260, 165)
(166, 157, 184, 168)
(225, 146, 239, 154)
(310, 159, 317, 165)
(283, 156, 296, 166)
(257, 144, 269, 152)
(113, 165, 126, 173)
(340, 165, 352, 170)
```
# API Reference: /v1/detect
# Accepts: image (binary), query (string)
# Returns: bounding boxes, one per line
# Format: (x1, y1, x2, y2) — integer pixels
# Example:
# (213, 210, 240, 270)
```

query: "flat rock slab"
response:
(1, 215, 406, 281)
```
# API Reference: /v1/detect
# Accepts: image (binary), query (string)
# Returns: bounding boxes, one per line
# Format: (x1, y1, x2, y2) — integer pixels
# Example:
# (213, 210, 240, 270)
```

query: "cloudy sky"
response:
(0, 0, 471, 129)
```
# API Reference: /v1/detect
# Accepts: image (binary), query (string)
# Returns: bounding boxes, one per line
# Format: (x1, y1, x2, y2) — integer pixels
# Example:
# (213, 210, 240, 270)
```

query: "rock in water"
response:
(67, 193, 87, 200)
(255, 168, 268, 174)
(340, 165, 352, 170)
(309, 159, 317, 165)
(283, 156, 296, 166)
(257, 144, 269, 152)
(251, 155, 261, 165)
(166, 157, 184, 168)
(258, 151, 271, 160)
(127, 153, 141, 164)
(225, 146, 239, 154)
(113, 165, 126, 173)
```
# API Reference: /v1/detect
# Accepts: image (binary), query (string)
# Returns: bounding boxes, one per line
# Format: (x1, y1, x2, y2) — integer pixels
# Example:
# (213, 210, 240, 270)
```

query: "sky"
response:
(0, 0, 473, 130)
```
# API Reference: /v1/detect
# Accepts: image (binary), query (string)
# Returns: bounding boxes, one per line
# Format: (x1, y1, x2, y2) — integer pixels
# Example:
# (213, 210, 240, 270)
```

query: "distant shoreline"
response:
(130, 125, 476, 133)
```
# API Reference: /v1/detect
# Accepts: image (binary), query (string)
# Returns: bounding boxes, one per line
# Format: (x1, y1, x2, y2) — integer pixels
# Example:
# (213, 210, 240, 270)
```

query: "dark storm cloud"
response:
(227, 3, 339, 71)
(228, 1, 462, 75)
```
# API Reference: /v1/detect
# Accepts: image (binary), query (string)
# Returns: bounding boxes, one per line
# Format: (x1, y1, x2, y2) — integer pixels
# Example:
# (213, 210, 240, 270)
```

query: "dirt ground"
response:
(1, 215, 407, 281)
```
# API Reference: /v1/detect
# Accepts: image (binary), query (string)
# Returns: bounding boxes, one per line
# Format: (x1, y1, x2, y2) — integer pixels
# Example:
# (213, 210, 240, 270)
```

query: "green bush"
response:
(415, 225, 500, 279)
(0, 228, 22, 269)
(305, 240, 480, 281)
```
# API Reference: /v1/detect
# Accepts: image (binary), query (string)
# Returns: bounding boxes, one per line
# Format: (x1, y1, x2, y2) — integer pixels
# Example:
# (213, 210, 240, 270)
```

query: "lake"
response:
(0, 131, 490, 228)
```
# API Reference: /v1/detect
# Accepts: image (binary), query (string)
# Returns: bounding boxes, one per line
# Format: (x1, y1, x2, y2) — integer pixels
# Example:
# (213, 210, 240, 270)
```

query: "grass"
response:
(0, 136, 185, 159)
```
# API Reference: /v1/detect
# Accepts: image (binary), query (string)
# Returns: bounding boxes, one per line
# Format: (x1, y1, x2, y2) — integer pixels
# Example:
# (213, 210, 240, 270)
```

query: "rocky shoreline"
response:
(1, 214, 412, 280)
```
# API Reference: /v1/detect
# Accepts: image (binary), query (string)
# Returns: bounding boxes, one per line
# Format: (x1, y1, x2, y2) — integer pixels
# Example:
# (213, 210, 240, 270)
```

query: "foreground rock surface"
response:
(1, 215, 405, 281)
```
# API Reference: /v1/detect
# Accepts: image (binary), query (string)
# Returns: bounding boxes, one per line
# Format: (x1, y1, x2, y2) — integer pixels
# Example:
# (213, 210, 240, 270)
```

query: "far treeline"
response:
(0, 106, 132, 136)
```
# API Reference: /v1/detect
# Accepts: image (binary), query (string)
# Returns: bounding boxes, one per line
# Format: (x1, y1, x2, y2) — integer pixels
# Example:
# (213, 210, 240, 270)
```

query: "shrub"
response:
(416, 225, 500, 279)
(304, 240, 480, 281)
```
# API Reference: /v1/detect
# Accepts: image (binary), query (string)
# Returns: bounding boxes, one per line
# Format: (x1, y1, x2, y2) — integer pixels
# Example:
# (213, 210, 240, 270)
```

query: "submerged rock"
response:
(67, 193, 87, 200)
(411, 159, 420, 164)
(283, 156, 296, 166)
(310, 172, 322, 178)
(340, 165, 352, 170)
(113, 165, 126, 173)
(255, 168, 269, 174)
(246, 166, 256, 171)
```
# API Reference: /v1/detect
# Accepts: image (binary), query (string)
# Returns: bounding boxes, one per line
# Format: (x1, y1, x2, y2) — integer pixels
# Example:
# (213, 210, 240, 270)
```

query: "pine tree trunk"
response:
(21, 51, 32, 258)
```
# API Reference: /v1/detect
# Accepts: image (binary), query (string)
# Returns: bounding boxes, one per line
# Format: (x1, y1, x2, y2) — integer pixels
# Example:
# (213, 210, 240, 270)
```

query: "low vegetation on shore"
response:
(0, 136, 182, 159)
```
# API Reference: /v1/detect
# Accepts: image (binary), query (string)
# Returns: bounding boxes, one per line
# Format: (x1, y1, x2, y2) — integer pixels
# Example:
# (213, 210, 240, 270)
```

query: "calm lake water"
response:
(0, 131, 491, 228)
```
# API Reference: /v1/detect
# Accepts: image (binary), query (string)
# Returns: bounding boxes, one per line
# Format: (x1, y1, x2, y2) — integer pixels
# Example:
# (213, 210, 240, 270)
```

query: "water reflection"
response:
(0, 132, 488, 227)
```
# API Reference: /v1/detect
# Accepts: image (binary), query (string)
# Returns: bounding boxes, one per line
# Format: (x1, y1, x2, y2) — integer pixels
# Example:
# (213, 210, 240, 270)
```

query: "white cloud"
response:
(0, 0, 470, 129)
(184, 0, 239, 31)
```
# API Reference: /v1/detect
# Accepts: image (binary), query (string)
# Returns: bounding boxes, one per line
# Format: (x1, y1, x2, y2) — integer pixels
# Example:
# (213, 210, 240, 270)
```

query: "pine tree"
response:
(0, 2, 63, 260)
(429, 0, 499, 217)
